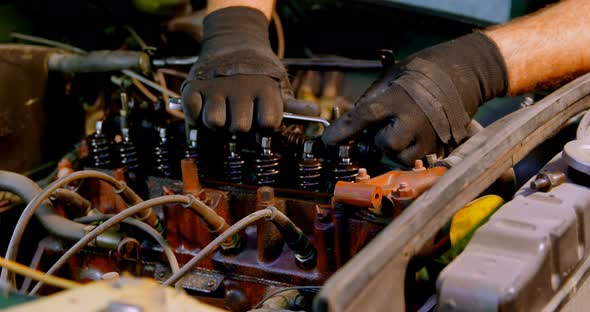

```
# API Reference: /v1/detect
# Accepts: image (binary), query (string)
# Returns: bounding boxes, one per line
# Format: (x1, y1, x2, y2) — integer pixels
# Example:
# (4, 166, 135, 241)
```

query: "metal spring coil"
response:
(119, 137, 139, 171)
(153, 130, 173, 178)
(332, 163, 358, 182)
(88, 131, 112, 168)
(298, 159, 322, 191)
(254, 155, 281, 186)
(223, 154, 245, 183)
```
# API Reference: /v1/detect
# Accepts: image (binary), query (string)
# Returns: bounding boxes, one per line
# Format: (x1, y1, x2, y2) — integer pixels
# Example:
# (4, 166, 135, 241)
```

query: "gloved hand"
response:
(322, 33, 508, 165)
(182, 7, 291, 132)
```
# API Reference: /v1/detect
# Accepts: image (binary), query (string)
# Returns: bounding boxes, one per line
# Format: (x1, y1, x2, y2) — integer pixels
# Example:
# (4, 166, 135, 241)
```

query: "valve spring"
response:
(332, 145, 359, 183)
(254, 137, 281, 186)
(223, 140, 245, 183)
(284, 132, 307, 151)
(298, 141, 322, 191)
(88, 121, 112, 168)
(153, 128, 173, 178)
(119, 128, 139, 171)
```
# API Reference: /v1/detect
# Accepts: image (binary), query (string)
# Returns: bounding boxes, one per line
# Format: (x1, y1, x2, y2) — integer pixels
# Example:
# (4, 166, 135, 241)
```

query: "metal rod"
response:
(9, 32, 87, 54)
(153, 56, 383, 71)
(282, 112, 330, 127)
(121, 69, 178, 98)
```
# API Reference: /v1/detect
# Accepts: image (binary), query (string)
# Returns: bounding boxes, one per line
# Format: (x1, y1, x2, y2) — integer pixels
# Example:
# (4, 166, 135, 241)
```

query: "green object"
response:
(0, 289, 36, 309)
(132, 0, 186, 15)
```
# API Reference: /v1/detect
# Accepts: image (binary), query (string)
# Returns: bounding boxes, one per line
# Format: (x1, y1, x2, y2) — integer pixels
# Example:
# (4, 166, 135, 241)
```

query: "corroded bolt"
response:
(530, 171, 566, 192)
(413, 159, 426, 172)
(257, 186, 275, 203)
(355, 168, 371, 182)
(397, 182, 413, 198)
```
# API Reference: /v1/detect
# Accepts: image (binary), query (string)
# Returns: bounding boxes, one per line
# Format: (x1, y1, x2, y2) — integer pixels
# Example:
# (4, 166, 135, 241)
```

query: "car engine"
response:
(2, 1, 590, 312)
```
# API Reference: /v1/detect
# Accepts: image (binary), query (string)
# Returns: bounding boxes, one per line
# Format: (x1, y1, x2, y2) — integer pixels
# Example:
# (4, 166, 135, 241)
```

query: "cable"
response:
(75, 214, 179, 273)
(254, 286, 321, 309)
(9, 32, 176, 104)
(10, 32, 87, 54)
(0, 256, 80, 290)
(162, 209, 273, 286)
(157, 68, 188, 79)
(271, 10, 285, 59)
(2, 170, 146, 285)
(29, 194, 223, 294)
(121, 69, 178, 98)
(74, 214, 182, 290)
(153, 70, 184, 120)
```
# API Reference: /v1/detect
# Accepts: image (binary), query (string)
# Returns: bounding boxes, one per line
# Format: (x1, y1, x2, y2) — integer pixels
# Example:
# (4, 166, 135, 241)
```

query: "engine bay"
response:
(2, 1, 590, 312)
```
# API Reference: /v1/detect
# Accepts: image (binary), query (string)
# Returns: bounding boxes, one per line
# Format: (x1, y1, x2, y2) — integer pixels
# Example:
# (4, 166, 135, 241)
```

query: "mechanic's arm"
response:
(322, 0, 590, 165)
(182, 0, 289, 132)
(486, 0, 590, 94)
(207, 0, 274, 19)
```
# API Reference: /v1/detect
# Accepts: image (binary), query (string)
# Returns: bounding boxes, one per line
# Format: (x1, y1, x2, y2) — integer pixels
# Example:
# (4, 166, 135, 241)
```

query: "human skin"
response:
(207, 0, 275, 20)
(485, 0, 590, 95)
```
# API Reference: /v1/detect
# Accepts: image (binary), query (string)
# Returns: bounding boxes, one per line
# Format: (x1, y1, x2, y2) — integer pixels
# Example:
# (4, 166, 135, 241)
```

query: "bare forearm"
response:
(207, 0, 275, 20)
(485, 0, 590, 95)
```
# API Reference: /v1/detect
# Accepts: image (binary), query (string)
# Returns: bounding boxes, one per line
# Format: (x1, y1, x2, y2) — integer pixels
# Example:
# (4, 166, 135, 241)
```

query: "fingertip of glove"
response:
(229, 120, 252, 133)
(182, 91, 203, 121)
(321, 124, 343, 146)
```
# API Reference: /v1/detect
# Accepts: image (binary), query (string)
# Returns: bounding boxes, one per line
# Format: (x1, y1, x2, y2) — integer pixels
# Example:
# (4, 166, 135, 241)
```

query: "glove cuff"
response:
(398, 32, 508, 144)
(203, 6, 270, 47)
(188, 6, 286, 82)
(413, 32, 508, 116)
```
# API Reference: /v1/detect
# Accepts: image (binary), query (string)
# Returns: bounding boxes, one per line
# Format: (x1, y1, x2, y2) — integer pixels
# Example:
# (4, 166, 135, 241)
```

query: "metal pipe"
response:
(48, 51, 151, 74)
(152, 56, 383, 71)
(50, 188, 92, 217)
(29, 194, 231, 294)
(9, 32, 86, 54)
(0, 171, 122, 284)
(121, 69, 178, 98)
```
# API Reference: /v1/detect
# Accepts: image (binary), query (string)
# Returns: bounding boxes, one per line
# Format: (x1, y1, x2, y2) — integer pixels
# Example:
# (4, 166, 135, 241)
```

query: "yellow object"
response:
(450, 195, 504, 246)
(0, 256, 80, 290)
(5, 276, 224, 312)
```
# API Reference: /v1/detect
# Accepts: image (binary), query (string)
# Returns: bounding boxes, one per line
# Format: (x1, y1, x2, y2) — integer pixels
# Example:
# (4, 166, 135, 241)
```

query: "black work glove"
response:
(322, 33, 508, 165)
(182, 7, 291, 132)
